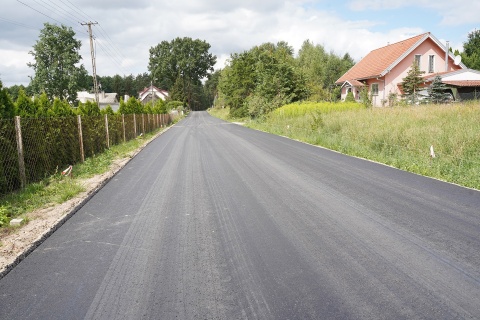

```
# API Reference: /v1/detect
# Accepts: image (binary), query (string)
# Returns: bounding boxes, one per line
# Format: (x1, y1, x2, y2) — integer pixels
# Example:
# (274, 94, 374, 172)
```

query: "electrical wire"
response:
(14, 0, 137, 77)
(0, 16, 40, 30)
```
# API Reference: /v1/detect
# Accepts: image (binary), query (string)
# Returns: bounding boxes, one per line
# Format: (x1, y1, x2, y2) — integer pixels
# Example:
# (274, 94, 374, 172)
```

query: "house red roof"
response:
(443, 80, 480, 87)
(336, 33, 429, 84)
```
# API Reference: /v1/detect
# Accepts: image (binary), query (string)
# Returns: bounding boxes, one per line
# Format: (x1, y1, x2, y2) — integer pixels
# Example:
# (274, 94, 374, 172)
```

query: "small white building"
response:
(77, 91, 119, 111)
(139, 85, 169, 104)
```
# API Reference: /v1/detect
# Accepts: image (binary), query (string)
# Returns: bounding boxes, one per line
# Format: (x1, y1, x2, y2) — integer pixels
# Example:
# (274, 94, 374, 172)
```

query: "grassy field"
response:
(209, 102, 480, 190)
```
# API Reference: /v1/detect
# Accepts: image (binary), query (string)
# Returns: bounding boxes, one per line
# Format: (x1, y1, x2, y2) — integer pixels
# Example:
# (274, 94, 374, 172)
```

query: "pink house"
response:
(335, 32, 480, 106)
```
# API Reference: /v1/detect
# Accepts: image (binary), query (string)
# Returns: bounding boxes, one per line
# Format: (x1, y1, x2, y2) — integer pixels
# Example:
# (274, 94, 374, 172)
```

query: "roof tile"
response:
(336, 33, 428, 84)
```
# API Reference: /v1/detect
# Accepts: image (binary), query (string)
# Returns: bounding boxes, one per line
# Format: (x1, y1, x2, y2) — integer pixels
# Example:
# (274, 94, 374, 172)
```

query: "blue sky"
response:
(0, 0, 478, 87)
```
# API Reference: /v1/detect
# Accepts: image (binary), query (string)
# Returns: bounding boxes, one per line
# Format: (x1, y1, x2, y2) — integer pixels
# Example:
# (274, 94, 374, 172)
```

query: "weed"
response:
(242, 102, 480, 190)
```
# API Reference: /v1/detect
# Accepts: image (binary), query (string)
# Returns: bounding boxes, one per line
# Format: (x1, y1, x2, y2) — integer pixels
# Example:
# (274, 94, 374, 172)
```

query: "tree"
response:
(296, 41, 354, 101)
(33, 92, 51, 117)
(461, 29, 480, 71)
(15, 89, 36, 117)
(218, 42, 307, 118)
(204, 70, 221, 108)
(428, 75, 450, 103)
(77, 100, 101, 116)
(401, 61, 425, 104)
(7, 84, 32, 102)
(0, 81, 15, 119)
(218, 50, 257, 116)
(149, 37, 217, 109)
(28, 23, 86, 104)
(118, 96, 143, 114)
(49, 98, 74, 117)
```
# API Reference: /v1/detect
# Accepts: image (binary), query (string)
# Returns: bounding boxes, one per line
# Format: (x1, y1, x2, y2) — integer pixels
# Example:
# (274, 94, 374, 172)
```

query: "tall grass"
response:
(245, 101, 480, 190)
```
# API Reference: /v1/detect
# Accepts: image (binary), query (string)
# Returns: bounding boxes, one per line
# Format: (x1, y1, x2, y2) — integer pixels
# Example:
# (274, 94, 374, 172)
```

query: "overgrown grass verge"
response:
(212, 102, 480, 190)
(0, 127, 167, 233)
(208, 107, 250, 123)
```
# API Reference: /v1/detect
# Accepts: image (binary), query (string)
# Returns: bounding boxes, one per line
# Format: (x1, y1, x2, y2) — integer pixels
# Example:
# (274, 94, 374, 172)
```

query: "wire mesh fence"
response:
(0, 113, 172, 196)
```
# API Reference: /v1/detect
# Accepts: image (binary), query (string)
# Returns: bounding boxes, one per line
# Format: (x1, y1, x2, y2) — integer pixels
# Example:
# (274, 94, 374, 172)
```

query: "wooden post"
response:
(77, 115, 85, 162)
(122, 114, 126, 143)
(142, 114, 145, 135)
(133, 114, 137, 138)
(105, 114, 110, 149)
(14, 116, 26, 189)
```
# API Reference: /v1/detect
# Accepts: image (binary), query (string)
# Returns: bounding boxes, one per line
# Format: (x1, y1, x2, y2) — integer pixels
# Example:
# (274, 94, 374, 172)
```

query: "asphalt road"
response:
(1, 111, 480, 319)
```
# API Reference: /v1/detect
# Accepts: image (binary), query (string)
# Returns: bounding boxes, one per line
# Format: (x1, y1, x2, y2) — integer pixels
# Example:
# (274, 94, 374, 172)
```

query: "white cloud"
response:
(0, 0, 476, 87)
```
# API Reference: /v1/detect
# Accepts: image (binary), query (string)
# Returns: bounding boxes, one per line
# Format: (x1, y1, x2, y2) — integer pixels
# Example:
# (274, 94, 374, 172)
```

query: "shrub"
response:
(345, 91, 355, 102)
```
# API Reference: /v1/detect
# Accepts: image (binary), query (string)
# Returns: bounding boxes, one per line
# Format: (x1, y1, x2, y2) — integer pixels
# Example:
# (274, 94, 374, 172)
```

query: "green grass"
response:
(213, 101, 480, 190)
(0, 128, 167, 232)
(208, 107, 250, 123)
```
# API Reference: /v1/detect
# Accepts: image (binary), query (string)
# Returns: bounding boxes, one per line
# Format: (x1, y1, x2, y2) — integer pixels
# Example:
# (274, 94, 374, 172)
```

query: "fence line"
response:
(0, 113, 172, 196)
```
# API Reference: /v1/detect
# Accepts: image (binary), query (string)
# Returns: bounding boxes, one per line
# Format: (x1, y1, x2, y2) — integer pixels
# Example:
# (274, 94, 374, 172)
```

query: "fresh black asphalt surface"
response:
(1, 111, 480, 319)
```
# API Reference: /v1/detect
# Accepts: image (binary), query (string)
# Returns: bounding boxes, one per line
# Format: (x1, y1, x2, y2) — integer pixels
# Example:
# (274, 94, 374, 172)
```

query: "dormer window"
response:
(429, 55, 435, 73)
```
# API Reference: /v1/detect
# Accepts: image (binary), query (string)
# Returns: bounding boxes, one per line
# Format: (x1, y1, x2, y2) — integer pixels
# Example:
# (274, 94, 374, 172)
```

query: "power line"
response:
(60, 0, 94, 22)
(16, 0, 65, 26)
(40, 0, 83, 25)
(16, 0, 137, 77)
(0, 16, 40, 30)
(16, 0, 88, 37)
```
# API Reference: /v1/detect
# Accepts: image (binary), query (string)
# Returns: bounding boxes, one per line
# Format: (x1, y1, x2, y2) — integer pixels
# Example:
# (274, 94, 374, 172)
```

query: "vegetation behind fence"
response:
(0, 113, 172, 196)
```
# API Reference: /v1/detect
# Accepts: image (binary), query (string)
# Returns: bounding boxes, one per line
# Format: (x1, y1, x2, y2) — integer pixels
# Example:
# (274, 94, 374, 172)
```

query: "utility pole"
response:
(81, 21, 99, 106)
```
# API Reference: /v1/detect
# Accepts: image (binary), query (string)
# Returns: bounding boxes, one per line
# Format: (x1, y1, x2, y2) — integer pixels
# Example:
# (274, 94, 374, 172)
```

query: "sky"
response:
(0, 0, 478, 87)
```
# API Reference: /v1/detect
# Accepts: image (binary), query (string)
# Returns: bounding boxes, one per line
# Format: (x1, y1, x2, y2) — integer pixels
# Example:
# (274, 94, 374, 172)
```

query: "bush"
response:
(0, 205, 11, 227)
(345, 91, 355, 102)
(230, 105, 248, 118)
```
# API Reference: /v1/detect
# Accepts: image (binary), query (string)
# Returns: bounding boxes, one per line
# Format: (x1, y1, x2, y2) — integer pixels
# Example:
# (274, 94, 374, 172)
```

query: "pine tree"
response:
(402, 61, 425, 104)
(428, 75, 450, 104)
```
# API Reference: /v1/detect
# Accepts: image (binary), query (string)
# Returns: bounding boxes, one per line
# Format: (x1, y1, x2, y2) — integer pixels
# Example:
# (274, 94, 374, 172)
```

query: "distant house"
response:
(335, 32, 480, 106)
(77, 91, 119, 111)
(139, 85, 169, 104)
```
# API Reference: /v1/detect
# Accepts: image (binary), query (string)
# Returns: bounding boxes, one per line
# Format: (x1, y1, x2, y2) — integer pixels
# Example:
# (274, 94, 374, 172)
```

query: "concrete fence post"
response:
(105, 114, 110, 149)
(133, 114, 137, 138)
(14, 116, 26, 189)
(122, 114, 126, 143)
(77, 115, 85, 162)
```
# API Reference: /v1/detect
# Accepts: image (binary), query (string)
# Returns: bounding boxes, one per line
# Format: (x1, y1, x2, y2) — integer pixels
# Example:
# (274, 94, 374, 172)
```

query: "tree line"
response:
(0, 81, 184, 119)
(2, 22, 480, 119)
(217, 41, 354, 118)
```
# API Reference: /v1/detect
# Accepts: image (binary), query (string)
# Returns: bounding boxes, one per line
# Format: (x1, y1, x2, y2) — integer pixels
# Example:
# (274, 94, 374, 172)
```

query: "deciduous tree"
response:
(28, 23, 86, 105)
(149, 37, 217, 109)
(461, 29, 480, 71)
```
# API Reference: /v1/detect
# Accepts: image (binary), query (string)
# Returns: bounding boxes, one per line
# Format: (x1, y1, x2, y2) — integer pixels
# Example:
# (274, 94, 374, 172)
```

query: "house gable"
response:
(336, 32, 469, 106)
(336, 33, 427, 84)
(335, 32, 465, 85)
(139, 86, 169, 104)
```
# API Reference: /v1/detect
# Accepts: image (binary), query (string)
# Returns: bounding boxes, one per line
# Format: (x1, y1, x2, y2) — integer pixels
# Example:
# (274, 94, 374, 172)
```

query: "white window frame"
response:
(371, 83, 379, 96)
(428, 55, 435, 73)
(415, 54, 421, 69)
